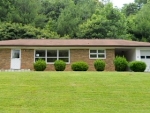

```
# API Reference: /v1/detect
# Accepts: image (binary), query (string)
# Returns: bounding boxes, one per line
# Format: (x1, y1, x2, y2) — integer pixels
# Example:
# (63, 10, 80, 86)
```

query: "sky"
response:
(110, 0, 135, 8)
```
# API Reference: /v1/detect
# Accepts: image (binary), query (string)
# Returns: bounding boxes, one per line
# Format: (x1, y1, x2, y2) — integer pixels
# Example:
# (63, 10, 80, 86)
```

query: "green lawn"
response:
(0, 72, 150, 113)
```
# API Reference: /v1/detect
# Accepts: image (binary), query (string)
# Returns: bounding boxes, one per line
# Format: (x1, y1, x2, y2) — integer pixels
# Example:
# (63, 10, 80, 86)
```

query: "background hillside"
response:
(0, 0, 149, 42)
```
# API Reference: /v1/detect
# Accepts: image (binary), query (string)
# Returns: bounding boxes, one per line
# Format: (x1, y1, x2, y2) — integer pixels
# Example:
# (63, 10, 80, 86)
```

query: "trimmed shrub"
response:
(114, 56, 128, 71)
(129, 61, 146, 72)
(94, 60, 105, 71)
(54, 60, 66, 71)
(71, 61, 89, 71)
(33, 59, 46, 71)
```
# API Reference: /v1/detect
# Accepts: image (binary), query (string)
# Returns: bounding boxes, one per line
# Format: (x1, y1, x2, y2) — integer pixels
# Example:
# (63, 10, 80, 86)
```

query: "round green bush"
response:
(129, 61, 146, 72)
(71, 61, 89, 71)
(114, 56, 128, 71)
(33, 59, 46, 71)
(94, 60, 105, 71)
(54, 60, 66, 71)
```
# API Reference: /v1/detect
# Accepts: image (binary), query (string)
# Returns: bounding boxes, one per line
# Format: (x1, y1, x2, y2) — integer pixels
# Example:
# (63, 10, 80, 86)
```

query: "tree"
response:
(135, 0, 148, 8)
(122, 3, 140, 16)
(77, 3, 127, 39)
(130, 2, 150, 41)
(56, 0, 101, 37)
(8, 0, 46, 28)
(57, 1, 80, 37)
(41, 0, 75, 33)
(40, 0, 67, 21)
(0, 22, 60, 40)
(0, 0, 11, 21)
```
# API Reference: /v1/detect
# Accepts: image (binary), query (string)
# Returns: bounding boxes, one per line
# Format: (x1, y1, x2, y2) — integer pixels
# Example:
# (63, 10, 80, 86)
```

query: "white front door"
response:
(140, 50, 150, 71)
(11, 49, 21, 69)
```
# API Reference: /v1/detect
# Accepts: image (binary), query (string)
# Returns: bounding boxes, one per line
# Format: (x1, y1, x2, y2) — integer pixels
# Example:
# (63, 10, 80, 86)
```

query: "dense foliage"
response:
(114, 56, 128, 71)
(0, 22, 59, 40)
(94, 60, 105, 71)
(71, 61, 89, 71)
(0, 0, 150, 41)
(33, 59, 47, 71)
(129, 61, 146, 72)
(54, 60, 66, 71)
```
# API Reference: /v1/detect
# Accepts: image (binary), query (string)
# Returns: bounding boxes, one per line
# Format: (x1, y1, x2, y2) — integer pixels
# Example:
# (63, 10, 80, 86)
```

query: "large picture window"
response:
(89, 50, 106, 59)
(35, 50, 70, 63)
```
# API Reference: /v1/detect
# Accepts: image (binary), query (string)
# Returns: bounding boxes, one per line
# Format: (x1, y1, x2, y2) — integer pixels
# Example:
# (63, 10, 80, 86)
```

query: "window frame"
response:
(34, 49, 70, 64)
(89, 49, 106, 59)
(141, 55, 150, 59)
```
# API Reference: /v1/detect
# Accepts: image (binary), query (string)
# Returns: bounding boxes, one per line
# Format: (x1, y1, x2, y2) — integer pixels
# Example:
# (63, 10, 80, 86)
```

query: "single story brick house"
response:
(0, 39, 150, 71)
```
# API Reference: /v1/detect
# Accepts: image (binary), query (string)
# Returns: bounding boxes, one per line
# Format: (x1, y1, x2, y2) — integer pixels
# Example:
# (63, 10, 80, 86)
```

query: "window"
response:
(141, 56, 145, 59)
(47, 50, 57, 63)
(141, 56, 150, 59)
(12, 50, 20, 58)
(89, 50, 106, 59)
(146, 56, 150, 59)
(35, 50, 45, 61)
(35, 50, 70, 63)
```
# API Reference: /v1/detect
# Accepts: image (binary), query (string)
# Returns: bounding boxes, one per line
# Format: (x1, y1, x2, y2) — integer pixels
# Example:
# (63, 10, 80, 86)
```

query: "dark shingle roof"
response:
(0, 39, 150, 47)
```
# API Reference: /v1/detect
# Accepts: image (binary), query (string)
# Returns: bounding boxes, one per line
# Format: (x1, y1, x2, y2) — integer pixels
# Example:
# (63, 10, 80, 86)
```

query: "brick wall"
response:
(0, 49, 11, 69)
(46, 49, 115, 71)
(21, 49, 34, 70)
(66, 49, 115, 71)
(105, 49, 115, 71)
(0, 49, 115, 71)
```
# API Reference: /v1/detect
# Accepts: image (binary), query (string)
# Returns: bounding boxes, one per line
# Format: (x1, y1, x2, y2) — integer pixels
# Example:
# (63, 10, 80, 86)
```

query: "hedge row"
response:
(33, 59, 105, 71)
(114, 56, 146, 72)
(33, 57, 147, 72)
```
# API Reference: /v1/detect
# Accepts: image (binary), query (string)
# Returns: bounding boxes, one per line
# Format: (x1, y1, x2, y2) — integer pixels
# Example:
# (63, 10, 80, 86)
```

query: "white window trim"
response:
(89, 49, 106, 59)
(34, 50, 70, 64)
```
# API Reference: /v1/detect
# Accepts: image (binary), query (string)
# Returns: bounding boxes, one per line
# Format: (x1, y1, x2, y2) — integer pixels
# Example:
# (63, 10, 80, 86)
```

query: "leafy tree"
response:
(0, 0, 11, 21)
(73, 0, 102, 21)
(0, 22, 59, 40)
(129, 2, 150, 41)
(126, 15, 137, 41)
(40, 0, 67, 21)
(77, 3, 127, 39)
(135, 0, 148, 8)
(7, 0, 46, 28)
(122, 3, 140, 16)
(56, 0, 101, 37)
(57, 1, 80, 37)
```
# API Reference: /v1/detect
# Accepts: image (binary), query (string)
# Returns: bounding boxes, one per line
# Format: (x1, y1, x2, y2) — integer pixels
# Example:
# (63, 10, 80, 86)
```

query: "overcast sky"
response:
(111, 0, 135, 8)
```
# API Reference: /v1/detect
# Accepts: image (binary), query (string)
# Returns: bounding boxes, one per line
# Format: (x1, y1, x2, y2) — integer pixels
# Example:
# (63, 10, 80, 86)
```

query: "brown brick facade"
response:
(105, 49, 115, 71)
(21, 49, 34, 70)
(0, 49, 115, 71)
(46, 49, 115, 71)
(68, 49, 115, 71)
(0, 49, 11, 69)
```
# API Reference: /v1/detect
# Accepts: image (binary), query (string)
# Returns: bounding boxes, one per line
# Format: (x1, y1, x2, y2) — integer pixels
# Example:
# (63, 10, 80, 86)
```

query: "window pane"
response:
(12, 50, 20, 58)
(141, 56, 145, 59)
(146, 56, 150, 59)
(35, 58, 45, 61)
(98, 50, 105, 53)
(90, 54, 97, 58)
(98, 54, 105, 58)
(59, 58, 69, 62)
(59, 50, 69, 57)
(90, 50, 97, 53)
(35, 50, 45, 57)
(47, 58, 57, 63)
(47, 50, 57, 57)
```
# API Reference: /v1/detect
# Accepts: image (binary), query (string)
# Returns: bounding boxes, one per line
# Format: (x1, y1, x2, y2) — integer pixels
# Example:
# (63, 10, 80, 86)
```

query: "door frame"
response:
(10, 49, 21, 69)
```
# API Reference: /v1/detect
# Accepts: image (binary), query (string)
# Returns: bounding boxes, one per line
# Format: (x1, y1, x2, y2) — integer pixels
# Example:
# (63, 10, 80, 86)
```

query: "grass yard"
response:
(0, 72, 150, 113)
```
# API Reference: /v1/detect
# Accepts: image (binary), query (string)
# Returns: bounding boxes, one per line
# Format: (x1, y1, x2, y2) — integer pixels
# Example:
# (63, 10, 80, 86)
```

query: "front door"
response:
(11, 49, 21, 69)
